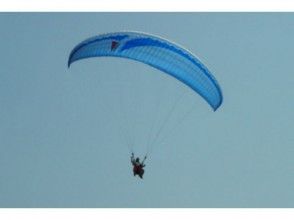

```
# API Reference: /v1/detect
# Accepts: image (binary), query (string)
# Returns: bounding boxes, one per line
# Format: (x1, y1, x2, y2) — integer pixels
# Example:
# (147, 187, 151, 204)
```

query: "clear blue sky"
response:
(0, 13, 293, 207)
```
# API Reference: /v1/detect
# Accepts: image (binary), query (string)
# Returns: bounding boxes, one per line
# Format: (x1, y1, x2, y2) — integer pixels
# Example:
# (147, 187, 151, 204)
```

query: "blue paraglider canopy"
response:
(68, 31, 223, 110)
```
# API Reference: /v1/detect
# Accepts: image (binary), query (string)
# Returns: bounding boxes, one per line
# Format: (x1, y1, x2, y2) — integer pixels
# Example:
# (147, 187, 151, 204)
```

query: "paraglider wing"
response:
(68, 32, 223, 110)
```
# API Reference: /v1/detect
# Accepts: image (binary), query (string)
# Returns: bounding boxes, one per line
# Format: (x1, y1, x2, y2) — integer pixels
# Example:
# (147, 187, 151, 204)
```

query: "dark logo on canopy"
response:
(111, 41, 119, 51)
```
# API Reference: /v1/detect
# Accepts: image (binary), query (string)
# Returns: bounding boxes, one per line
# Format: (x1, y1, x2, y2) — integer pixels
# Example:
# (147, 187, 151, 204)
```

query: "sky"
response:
(0, 13, 293, 208)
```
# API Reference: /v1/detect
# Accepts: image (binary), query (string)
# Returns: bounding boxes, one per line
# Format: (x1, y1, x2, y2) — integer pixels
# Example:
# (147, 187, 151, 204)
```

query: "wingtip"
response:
(213, 100, 223, 112)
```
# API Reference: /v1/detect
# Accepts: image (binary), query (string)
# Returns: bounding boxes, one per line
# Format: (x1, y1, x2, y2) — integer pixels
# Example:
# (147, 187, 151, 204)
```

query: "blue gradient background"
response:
(0, 13, 293, 207)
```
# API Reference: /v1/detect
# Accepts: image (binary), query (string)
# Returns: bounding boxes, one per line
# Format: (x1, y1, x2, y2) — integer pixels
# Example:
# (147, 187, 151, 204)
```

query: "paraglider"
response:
(131, 153, 146, 179)
(68, 31, 223, 110)
(68, 31, 223, 178)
